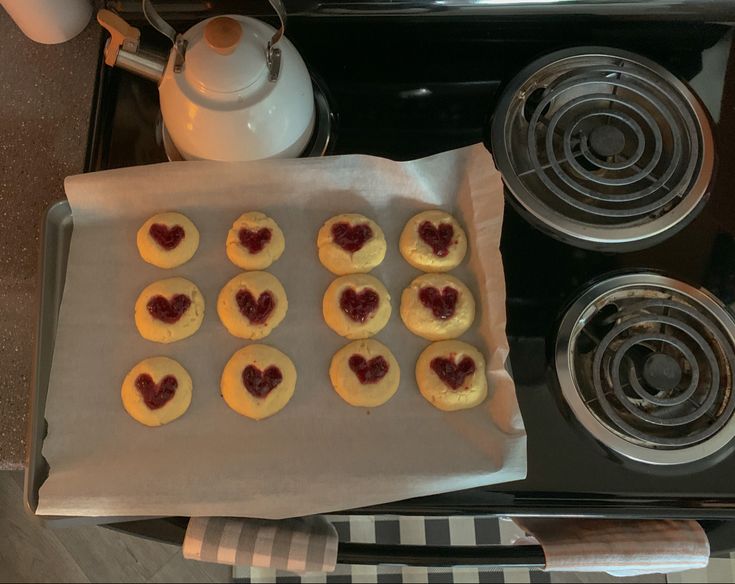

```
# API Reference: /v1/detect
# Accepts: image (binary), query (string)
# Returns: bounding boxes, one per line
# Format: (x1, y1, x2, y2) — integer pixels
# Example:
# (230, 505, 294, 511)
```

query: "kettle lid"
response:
(183, 16, 268, 94)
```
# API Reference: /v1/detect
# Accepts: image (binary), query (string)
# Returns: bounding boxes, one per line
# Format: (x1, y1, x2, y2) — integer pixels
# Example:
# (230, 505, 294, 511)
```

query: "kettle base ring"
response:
(159, 74, 334, 162)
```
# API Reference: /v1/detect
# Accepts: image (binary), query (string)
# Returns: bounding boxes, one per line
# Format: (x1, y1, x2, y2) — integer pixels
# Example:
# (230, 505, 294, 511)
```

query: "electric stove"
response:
(88, 1, 735, 518)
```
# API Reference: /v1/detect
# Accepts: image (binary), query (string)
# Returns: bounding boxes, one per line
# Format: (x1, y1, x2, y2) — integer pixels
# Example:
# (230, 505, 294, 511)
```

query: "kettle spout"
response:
(97, 9, 166, 84)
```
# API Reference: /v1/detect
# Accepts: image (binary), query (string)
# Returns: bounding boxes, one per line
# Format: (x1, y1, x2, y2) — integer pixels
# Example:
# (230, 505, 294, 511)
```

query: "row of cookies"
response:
(122, 337, 486, 427)
(124, 339, 398, 426)
(122, 345, 297, 426)
(138, 211, 285, 270)
(219, 212, 294, 418)
(317, 214, 390, 341)
(137, 207, 469, 274)
(318, 209, 468, 275)
(135, 273, 471, 345)
(399, 210, 487, 411)
(134, 272, 288, 343)
(127, 214, 196, 426)
(316, 215, 400, 409)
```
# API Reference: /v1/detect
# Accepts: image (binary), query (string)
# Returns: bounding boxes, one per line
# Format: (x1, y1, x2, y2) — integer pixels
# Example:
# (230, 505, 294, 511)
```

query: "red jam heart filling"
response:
(348, 354, 389, 384)
(149, 223, 185, 250)
(135, 373, 177, 409)
(418, 221, 454, 257)
(331, 222, 373, 253)
(340, 288, 379, 323)
(146, 294, 191, 324)
(430, 356, 476, 390)
(239, 227, 272, 254)
(236, 289, 275, 324)
(242, 365, 283, 398)
(419, 286, 458, 319)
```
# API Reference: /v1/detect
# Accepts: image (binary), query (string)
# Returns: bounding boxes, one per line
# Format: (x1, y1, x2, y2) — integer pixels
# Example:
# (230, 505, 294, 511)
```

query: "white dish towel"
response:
(183, 516, 338, 573)
(513, 518, 709, 577)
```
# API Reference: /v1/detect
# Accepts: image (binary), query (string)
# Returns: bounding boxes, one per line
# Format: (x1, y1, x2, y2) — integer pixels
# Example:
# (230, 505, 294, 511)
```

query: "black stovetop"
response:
(89, 10, 735, 516)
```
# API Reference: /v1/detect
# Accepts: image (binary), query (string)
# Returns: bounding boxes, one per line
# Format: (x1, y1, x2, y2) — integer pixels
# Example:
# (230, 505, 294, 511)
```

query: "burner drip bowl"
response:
(556, 273, 735, 465)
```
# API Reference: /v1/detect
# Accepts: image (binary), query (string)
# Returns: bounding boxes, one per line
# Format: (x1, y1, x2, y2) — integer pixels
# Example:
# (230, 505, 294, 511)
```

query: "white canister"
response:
(2, 0, 92, 44)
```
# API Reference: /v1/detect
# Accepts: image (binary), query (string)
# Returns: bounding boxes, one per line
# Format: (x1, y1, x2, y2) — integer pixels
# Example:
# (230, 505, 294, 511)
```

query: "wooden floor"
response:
(0, 472, 231, 583)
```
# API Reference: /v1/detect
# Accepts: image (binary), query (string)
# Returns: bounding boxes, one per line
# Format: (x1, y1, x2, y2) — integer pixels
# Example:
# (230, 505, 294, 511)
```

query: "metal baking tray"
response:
(24, 201, 151, 527)
(18, 203, 547, 568)
(24, 201, 72, 525)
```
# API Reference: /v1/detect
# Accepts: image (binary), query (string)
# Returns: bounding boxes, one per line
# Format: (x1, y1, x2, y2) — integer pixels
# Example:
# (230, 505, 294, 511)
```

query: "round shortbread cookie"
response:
(399, 210, 467, 272)
(329, 339, 400, 407)
(323, 274, 391, 339)
(121, 356, 192, 426)
(226, 212, 285, 270)
(400, 273, 475, 340)
(217, 271, 288, 340)
(221, 344, 297, 420)
(137, 212, 199, 269)
(134, 277, 204, 343)
(416, 340, 487, 412)
(317, 213, 387, 275)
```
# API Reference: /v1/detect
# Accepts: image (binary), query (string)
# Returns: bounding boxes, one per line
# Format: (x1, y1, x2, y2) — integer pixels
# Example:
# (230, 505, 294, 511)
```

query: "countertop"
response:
(0, 12, 101, 469)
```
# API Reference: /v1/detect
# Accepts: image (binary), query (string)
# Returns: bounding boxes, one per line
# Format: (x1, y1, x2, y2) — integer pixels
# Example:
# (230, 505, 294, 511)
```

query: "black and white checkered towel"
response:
(233, 515, 552, 583)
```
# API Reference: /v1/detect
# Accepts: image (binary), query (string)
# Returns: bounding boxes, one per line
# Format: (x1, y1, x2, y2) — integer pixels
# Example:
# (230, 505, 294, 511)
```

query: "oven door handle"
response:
(337, 542, 546, 568)
(106, 518, 547, 568)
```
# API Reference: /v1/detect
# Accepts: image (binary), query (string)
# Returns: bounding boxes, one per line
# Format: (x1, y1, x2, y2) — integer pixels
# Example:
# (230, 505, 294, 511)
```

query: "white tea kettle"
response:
(97, 0, 316, 162)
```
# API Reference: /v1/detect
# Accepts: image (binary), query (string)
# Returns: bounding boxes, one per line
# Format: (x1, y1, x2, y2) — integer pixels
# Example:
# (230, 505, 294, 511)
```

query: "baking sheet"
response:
(37, 144, 527, 518)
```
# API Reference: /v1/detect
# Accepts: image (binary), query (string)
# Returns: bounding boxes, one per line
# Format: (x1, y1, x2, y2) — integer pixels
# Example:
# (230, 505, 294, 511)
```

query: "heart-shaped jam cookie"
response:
(242, 365, 283, 398)
(419, 286, 458, 319)
(340, 288, 379, 322)
(430, 356, 476, 389)
(418, 221, 454, 257)
(236, 289, 275, 324)
(332, 222, 373, 253)
(135, 373, 177, 409)
(348, 354, 389, 384)
(146, 294, 191, 324)
(149, 223, 185, 250)
(239, 227, 272, 254)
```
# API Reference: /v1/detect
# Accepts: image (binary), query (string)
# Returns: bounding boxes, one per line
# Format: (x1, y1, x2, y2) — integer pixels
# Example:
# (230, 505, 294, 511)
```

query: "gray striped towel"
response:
(183, 516, 339, 573)
(513, 518, 709, 576)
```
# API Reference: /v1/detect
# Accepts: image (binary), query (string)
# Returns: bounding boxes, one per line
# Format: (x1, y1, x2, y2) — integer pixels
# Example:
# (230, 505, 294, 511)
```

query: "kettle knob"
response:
(204, 17, 242, 56)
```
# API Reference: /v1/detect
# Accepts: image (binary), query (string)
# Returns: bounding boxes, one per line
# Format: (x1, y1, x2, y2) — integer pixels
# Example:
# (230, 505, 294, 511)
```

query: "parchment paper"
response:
(37, 144, 527, 518)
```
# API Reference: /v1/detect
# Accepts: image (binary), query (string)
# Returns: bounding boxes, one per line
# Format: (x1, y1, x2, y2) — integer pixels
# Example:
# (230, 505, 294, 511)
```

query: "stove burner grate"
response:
(556, 273, 735, 465)
(492, 48, 715, 251)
